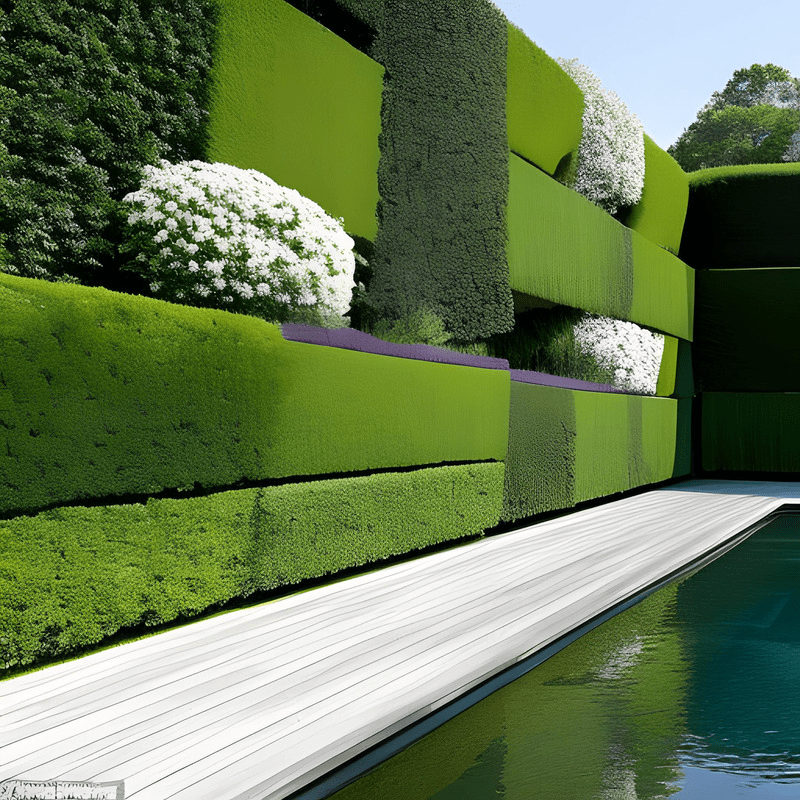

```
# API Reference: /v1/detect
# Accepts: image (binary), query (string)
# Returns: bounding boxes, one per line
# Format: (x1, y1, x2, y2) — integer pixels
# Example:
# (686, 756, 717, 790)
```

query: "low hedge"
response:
(208, 0, 383, 240)
(625, 135, 689, 255)
(506, 23, 583, 175)
(502, 381, 682, 523)
(507, 154, 694, 340)
(701, 393, 800, 472)
(694, 268, 800, 392)
(0, 274, 509, 516)
(0, 462, 504, 671)
(680, 163, 800, 268)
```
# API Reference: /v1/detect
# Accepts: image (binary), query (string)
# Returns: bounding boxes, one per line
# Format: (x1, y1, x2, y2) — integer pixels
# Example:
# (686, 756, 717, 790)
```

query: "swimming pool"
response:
(327, 513, 800, 799)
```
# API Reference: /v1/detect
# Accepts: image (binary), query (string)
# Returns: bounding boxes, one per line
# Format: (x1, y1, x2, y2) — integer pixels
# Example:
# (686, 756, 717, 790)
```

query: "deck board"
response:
(2, 479, 799, 799)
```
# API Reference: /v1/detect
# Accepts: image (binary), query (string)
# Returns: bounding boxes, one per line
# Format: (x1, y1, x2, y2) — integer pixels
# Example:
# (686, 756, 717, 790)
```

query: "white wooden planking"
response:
(2, 479, 799, 799)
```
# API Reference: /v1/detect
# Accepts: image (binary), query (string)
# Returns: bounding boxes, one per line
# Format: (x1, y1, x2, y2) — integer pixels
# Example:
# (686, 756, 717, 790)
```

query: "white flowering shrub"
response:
(573, 314, 664, 395)
(557, 58, 645, 215)
(121, 160, 356, 326)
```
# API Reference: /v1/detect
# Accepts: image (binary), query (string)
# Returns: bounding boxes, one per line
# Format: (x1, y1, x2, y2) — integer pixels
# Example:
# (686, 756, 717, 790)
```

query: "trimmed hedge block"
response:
(0, 462, 504, 670)
(502, 380, 681, 522)
(694, 268, 800, 392)
(506, 23, 583, 175)
(625, 135, 689, 255)
(208, 0, 383, 240)
(0, 275, 509, 516)
(573, 392, 677, 503)
(680, 163, 800, 268)
(507, 154, 694, 340)
(502, 381, 576, 522)
(702, 393, 800, 472)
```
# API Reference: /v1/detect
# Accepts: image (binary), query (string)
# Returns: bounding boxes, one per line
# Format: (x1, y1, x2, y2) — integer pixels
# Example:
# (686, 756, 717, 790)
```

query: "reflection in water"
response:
(331, 515, 800, 799)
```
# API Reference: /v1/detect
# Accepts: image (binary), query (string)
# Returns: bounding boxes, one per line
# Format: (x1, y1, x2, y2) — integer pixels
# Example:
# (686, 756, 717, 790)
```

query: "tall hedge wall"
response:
(506, 23, 583, 176)
(363, 0, 515, 342)
(680, 163, 800, 268)
(1, 462, 504, 671)
(625, 134, 689, 255)
(0, 275, 509, 517)
(507, 154, 694, 340)
(694, 268, 800, 392)
(702, 393, 800, 473)
(207, 0, 383, 241)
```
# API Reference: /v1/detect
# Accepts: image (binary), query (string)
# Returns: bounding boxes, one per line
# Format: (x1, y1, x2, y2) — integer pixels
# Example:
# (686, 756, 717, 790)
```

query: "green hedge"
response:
(573, 392, 678, 502)
(625, 134, 689, 255)
(364, 0, 514, 342)
(502, 381, 683, 523)
(0, 275, 509, 516)
(702, 393, 800, 472)
(655, 335, 678, 397)
(694, 268, 800, 392)
(680, 163, 800, 268)
(208, 0, 382, 241)
(506, 23, 583, 175)
(507, 154, 694, 340)
(0, 462, 504, 671)
(502, 381, 576, 522)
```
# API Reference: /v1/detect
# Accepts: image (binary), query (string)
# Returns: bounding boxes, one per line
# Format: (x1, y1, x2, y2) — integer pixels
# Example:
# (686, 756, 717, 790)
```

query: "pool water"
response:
(331, 514, 800, 799)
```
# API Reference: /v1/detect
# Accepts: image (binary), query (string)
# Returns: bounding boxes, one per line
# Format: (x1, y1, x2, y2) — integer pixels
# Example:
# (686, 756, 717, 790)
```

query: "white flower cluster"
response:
(557, 58, 645, 215)
(122, 160, 355, 324)
(572, 314, 664, 395)
(783, 130, 800, 162)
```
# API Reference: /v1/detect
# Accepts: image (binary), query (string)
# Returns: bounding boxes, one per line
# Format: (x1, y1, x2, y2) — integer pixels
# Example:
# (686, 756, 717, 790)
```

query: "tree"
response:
(669, 64, 800, 171)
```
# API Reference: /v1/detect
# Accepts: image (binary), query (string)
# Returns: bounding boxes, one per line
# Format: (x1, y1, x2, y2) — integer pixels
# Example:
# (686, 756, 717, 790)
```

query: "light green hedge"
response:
(625, 134, 689, 255)
(702, 393, 800, 472)
(506, 23, 583, 175)
(207, 0, 383, 240)
(0, 275, 509, 516)
(507, 154, 694, 340)
(0, 462, 504, 671)
(502, 381, 683, 523)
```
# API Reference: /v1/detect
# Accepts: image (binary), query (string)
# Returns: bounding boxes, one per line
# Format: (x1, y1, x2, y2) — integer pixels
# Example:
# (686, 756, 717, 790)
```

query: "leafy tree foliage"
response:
(0, 0, 218, 285)
(670, 64, 800, 171)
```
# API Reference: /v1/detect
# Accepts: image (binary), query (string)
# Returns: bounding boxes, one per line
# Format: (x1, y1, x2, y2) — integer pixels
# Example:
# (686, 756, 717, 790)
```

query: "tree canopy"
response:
(669, 64, 800, 171)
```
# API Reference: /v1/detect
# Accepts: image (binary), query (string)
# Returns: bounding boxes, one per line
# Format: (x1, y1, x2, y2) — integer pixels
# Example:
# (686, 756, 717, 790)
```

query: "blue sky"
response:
(491, 0, 800, 150)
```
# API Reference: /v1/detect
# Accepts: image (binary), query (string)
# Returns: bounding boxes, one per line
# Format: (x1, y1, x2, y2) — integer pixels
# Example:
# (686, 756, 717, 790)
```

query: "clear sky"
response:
(491, 0, 800, 150)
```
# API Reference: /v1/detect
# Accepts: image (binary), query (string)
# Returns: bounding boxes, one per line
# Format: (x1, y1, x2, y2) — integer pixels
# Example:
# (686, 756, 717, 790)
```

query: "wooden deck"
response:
(2, 479, 799, 800)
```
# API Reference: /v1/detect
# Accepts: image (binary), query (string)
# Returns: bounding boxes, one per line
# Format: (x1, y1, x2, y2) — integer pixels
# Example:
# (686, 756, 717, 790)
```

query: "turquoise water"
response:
(332, 514, 800, 799)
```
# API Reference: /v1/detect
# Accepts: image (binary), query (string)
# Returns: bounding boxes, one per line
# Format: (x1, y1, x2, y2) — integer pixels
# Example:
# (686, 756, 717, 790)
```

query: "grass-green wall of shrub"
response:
(502, 381, 682, 523)
(573, 393, 677, 503)
(0, 275, 509, 517)
(507, 154, 694, 340)
(680, 163, 800, 268)
(625, 135, 689, 255)
(0, 462, 504, 671)
(506, 23, 584, 175)
(207, 0, 383, 240)
(702, 393, 800, 473)
(365, 0, 514, 342)
(694, 268, 800, 392)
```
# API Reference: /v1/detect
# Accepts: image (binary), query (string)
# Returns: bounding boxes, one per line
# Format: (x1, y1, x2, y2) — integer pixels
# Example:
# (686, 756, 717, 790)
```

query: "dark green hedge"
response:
(694, 268, 800, 392)
(702, 393, 800, 472)
(0, 462, 504, 671)
(208, 0, 383, 241)
(506, 23, 583, 175)
(0, 0, 218, 286)
(680, 163, 800, 268)
(625, 134, 689, 255)
(508, 154, 694, 340)
(0, 274, 509, 516)
(364, 0, 514, 342)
